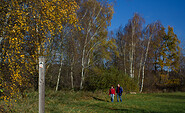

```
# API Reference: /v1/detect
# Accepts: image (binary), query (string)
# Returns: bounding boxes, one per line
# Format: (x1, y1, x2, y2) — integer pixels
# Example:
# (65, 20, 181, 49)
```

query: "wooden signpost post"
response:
(39, 56, 45, 113)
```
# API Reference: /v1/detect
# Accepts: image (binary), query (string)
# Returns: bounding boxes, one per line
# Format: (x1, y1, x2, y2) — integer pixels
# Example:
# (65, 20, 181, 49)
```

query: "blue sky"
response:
(108, 0, 185, 49)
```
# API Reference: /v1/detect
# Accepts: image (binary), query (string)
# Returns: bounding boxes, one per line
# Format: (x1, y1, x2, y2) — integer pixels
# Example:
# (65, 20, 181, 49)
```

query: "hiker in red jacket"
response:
(109, 85, 115, 102)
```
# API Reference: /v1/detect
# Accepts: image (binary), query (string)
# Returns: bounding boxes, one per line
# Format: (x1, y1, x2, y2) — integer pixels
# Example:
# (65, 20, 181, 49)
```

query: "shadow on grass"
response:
(92, 97, 109, 102)
(108, 107, 129, 112)
(88, 104, 159, 113)
(154, 94, 185, 100)
(68, 99, 162, 113)
(90, 97, 160, 113)
(109, 108, 151, 113)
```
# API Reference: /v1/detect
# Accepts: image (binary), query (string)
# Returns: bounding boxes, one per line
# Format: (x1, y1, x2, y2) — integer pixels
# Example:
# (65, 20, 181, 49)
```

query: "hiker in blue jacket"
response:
(116, 84, 123, 102)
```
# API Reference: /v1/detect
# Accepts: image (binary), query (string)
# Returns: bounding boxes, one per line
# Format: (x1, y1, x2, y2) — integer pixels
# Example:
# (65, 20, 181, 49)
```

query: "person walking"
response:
(116, 84, 123, 102)
(109, 85, 115, 102)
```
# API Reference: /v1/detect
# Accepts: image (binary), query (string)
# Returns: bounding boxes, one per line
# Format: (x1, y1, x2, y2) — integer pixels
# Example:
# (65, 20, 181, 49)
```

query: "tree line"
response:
(1, 0, 185, 102)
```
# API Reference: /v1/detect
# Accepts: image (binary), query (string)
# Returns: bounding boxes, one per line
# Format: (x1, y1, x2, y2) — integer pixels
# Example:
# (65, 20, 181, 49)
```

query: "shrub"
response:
(85, 67, 138, 92)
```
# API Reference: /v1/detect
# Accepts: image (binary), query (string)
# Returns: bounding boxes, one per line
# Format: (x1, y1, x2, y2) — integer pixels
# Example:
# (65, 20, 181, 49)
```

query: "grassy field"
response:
(1, 90, 185, 113)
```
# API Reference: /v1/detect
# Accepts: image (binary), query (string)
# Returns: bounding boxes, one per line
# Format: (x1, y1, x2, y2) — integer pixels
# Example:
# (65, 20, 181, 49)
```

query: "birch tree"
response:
(75, 0, 114, 89)
(140, 22, 161, 92)
(120, 13, 144, 78)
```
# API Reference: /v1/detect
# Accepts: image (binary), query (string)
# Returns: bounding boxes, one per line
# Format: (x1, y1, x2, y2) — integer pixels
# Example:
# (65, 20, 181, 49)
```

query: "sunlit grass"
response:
(1, 91, 185, 112)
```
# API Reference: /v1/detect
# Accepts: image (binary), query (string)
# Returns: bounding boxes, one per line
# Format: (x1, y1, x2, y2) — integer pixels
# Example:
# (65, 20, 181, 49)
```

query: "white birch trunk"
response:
(71, 65, 74, 89)
(79, 4, 104, 90)
(140, 23, 157, 93)
(80, 66, 85, 90)
(140, 35, 152, 93)
(140, 64, 145, 93)
(124, 42, 127, 75)
(55, 61, 62, 91)
(71, 56, 74, 89)
(138, 53, 143, 85)
(80, 48, 86, 90)
(130, 47, 133, 78)
(56, 53, 63, 91)
(133, 43, 136, 78)
(129, 50, 132, 78)
(133, 67, 135, 78)
(130, 25, 135, 78)
(133, 61, 135, 78)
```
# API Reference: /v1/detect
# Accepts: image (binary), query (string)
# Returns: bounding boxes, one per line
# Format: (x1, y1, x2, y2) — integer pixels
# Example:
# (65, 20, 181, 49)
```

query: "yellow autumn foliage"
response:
(0, 0, 79, 106)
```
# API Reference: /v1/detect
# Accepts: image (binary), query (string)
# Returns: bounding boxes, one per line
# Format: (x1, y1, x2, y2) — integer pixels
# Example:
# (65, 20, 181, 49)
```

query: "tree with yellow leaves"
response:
(0, 0, 79, 108)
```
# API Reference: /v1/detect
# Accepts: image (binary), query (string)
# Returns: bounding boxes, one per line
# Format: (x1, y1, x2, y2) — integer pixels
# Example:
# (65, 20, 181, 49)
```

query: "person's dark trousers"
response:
(117, 94, 122, 102)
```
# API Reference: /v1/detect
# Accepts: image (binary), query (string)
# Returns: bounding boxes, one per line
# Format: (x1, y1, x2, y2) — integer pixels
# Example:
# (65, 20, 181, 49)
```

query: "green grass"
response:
(1, 91, 185, 113)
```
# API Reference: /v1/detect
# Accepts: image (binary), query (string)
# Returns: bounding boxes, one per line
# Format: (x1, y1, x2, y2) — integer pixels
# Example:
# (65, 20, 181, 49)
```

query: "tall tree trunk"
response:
(56, 61, 62, 91)
(129, 42, 134, 78)
(129, 49, 133, 78)
(138, 53, 144, 85)
(132, 43, 135, 78)
(140, 64, 145, 93)
(140, 35, 152, 93)
(133, 43, 136, 78)
(130, 45, 134, 78)
(80, 48, 85, 90)
(124, 42, 127, 75)
(130, 25, 135, 78)
(71, 56, 74, 89)
(80, 66, 85, 90)
(133, 64, 135, 78)
(56, 52, 63, 91)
